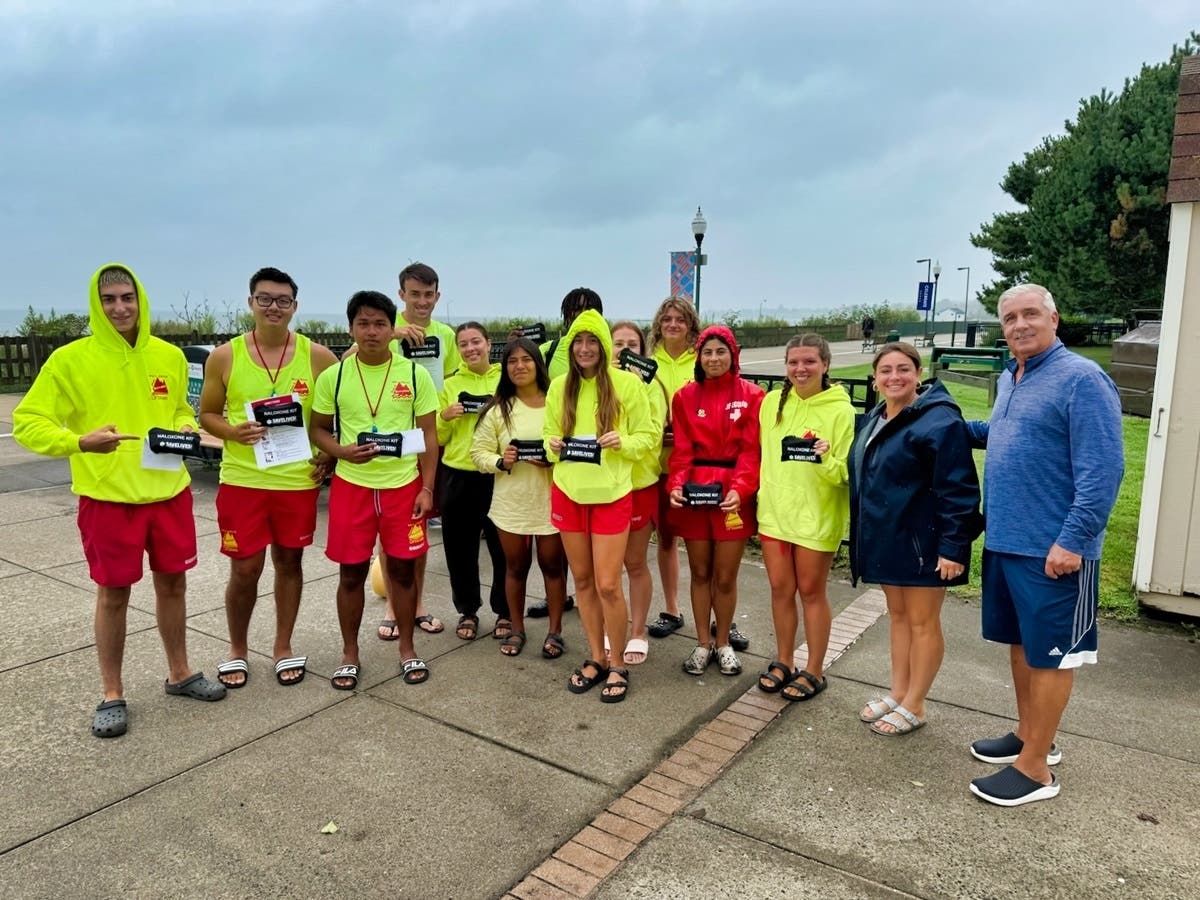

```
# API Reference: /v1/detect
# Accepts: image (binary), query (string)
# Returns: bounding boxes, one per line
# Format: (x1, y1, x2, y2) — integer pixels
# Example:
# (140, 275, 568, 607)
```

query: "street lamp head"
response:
(957, 266, 969, 273)
(933, 260, 942, 278)
(692, 206, 707, 247)
(916, 257, 931, 265)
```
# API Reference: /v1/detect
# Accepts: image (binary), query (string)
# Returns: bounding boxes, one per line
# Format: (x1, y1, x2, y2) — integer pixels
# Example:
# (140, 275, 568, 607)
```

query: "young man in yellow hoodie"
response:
(14, 264, 227, 738)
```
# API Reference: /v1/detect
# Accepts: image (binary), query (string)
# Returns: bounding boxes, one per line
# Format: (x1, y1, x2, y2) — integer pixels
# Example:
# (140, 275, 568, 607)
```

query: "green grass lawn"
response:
(831, 343, 1144, 620)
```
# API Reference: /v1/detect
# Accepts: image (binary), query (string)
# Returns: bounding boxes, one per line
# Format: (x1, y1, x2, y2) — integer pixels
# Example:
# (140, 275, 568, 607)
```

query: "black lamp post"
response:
(692, 206, 707, 315)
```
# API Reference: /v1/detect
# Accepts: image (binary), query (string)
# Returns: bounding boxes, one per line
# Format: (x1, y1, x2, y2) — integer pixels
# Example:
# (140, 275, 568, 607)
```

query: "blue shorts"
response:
(981, 549, 1099, 669)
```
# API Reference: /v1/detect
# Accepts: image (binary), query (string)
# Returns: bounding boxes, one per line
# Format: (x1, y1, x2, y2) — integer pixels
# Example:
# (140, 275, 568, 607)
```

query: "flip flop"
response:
(92, 699, 128, 738)
(402, 657, 430, 685)
(274, 656, 307, 686)
(415, 614, 444, 634)
(870, 705, 926, 736)
(623, 638, 649, 666)
(164, 672, 227, 701)
(331, 664, 359, 691)
(377, 619, 400, 641)
(782, 669, 827, 702)
(216, 658, 249, 689)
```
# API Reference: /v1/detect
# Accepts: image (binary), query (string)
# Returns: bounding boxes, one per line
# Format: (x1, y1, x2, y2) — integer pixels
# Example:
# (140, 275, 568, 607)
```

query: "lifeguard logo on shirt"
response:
(392, 382, 413, 400)
(291, 378, 309, 397)
(727, 399, 749, 422)
(150, 376, 170, 398)
(221, 530, 239, 553)
(696, 408, 707, 418)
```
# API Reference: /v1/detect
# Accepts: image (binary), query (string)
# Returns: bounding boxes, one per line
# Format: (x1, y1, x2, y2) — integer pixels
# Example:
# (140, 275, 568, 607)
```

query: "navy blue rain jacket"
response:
(849, 379, 982, 587)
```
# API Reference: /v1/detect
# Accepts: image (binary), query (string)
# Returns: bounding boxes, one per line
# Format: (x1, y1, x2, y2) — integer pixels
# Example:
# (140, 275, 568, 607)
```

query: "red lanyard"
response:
(251, 330, 291, 394)
(355, 355, 393, 425)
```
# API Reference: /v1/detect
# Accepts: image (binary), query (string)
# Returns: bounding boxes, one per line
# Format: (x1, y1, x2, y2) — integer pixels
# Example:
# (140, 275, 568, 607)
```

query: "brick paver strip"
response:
(575, 825, 638, 861)
(608, 796, 670, 829)
(591, 812, 651, 844)
(509, 588, 887, 897)
(554, 842, 620, 878)
(654, 758, 710, 787)
(531, 858, 600, 897)
(716, 709, 765, 731)
(625, 783, 685, 814)
(705, 717, 757, 742)
(510, 876, 576, 900)
(693, 725, 747, 753)
(681, 737, 737, 764)
(640, 771, 696, 799)
(728, 699, 777, 722)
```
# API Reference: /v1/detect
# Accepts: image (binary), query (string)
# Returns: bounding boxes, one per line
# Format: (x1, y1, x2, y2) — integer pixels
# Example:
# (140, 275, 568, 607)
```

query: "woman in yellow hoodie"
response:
(610, 321, 668, 666)
(544, 308, 655, 702)
(756, 335, 854, 702)
(436, 323, 505, 644)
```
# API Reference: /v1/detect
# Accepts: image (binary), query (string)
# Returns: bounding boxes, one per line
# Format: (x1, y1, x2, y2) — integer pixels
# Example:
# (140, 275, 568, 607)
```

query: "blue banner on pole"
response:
(916, 281, 933, 311)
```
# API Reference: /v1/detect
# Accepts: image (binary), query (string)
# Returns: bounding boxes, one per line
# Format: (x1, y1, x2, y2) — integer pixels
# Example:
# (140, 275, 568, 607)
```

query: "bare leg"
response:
(561, 531, 603, 665)
(624, 524, 654, 661)
(497, 529, 532, 638)
(96, 585, 132, 702)
(536, 534, 568, 637)
(656, 535, 681, 618)
(763, 539, 799, 665)
(794, 547, 835, 678)
(335, 561, 368, 687)
(271, 545, 305, 682)
(883, 585, 911, 702)
(684, 539, 714, 650)
(1014, 666, 1074, 784)
(221, 551, 264, 686)
(592, 530, 631, 678)
(710, 539, 747, 647)
(385, 555, 420, 667)
(153, 571, 192, 684)
(874, 586, 946, 733)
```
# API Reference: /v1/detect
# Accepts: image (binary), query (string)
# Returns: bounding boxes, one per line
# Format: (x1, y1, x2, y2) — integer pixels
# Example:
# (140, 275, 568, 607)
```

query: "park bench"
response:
(930, 345, 1011, 406)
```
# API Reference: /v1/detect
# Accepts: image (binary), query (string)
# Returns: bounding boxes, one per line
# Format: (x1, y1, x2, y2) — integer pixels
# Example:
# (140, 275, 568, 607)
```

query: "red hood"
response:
(694, 325, 741, 381)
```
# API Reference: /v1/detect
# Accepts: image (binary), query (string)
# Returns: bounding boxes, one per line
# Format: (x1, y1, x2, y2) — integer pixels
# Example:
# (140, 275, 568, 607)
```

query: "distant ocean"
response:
(0, 307, 356, 337)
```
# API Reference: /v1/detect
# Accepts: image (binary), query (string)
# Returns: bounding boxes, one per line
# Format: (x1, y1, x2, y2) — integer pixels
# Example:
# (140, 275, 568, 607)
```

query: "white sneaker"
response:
(716, 644, 742, 676)
(682, 645, 713, 676)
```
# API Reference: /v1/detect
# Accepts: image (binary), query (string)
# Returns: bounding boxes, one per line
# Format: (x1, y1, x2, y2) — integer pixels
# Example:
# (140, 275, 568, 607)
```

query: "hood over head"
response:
(562, 309, 613, 369)
(89, 263, 150, 351)
(694, 324, 741, 381)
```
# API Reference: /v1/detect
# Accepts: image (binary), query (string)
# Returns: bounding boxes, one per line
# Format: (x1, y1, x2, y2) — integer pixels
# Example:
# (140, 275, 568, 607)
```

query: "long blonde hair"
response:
(562, 333, 621, 437)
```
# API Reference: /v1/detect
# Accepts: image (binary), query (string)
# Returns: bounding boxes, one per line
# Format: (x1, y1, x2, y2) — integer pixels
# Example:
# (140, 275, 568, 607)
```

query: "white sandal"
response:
(859, 695, 899, 722)
(716, 644, 742, 676)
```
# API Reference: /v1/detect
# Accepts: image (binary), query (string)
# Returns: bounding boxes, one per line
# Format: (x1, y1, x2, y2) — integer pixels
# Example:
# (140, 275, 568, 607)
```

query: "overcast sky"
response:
(0, 0, 1194, 328)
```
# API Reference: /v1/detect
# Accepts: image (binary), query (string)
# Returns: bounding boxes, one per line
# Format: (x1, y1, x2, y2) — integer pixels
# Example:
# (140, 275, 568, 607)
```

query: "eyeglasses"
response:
(252, 293, 295, 309)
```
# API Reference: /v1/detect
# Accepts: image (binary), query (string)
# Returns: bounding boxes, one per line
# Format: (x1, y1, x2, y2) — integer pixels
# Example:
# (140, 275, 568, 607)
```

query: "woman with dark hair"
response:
(645, 296, 702, 642)
(756, 334, 854, 701)
(544, 309, 655, 702)
(470, 338, 568, 658)
(849, 342, 982, 735)
(437, 322, 506, 643)
(542, 287, 604, 381)
(609, 321, 668, 666)
(668, 325, 764, 678)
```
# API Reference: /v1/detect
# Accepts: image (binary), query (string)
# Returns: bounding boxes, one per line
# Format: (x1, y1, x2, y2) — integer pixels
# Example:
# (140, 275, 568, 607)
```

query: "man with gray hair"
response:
(965, 283, 1123, 806)
(14, 264, 226, 739)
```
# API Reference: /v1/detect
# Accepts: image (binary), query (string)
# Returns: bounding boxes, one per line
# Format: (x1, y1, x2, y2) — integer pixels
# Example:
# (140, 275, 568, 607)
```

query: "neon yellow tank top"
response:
(219, 333, 317, 490)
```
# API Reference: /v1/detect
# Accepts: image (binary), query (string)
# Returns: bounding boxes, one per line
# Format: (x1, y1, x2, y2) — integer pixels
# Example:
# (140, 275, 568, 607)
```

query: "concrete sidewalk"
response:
(0, 451, 1197, 898)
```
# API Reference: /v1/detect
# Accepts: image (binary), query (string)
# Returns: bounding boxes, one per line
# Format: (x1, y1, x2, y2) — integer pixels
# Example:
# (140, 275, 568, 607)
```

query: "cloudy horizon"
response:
(1, 1, 1194, 332)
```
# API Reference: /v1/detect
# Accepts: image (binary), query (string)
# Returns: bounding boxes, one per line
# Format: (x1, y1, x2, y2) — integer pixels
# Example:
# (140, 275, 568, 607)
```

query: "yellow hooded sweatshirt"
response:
(13, 263, 196, 503)
(544, 310, 656, 505)
(436, 362, 501, 471)
(756, 384, 855, 551)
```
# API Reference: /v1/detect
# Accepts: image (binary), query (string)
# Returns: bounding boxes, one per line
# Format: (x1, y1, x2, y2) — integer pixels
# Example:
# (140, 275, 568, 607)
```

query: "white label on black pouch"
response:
(402, 336, 441, 360)
(253, 399, 304, 428)
(458, 392, 490, 415)
(358, 431, 403, 457)
(510, 439, 547, 462)
(561, 436, 602, 464)
(682, 481, 723, 507)
(781, 436, 821, 463)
